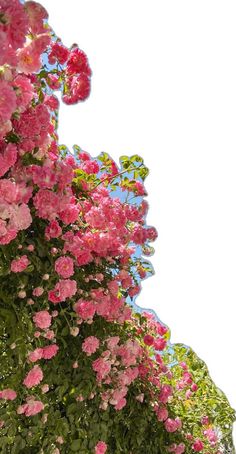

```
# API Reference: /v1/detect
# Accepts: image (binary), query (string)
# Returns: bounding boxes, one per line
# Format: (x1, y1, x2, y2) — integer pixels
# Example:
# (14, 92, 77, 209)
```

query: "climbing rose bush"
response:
(0, 1, 235, 453)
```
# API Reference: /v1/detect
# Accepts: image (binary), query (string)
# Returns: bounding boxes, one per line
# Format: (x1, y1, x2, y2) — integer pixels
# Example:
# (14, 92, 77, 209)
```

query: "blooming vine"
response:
(0, 1, 235, 453)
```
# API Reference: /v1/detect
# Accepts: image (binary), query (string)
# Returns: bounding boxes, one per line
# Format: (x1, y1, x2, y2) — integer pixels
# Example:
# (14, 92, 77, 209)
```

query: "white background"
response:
(43, 0, 236, 443)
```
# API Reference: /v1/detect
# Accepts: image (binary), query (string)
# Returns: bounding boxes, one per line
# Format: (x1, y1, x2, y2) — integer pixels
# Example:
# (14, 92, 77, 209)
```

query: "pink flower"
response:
(154, 337, 167, 351)
(0, 388, 17, 400)
(0, 220, 7, 237)
(76, 250, 93, 266)
(31, 164, 57, 189)
(82, 160, 99, 175)
(44, 330, 55, 340)
(33, 189, 59, 220)
(95, 441, 107, 454)
(0, 143, 17, 178)
(48, 42, 69, 65)
(66, 48, 91, 76)
(25, 1, 48, 34)
(82, 336, 100, 356)
(32, 287, 44, 297)
(164, 418, 181, 433)
(143, 334, 154, 346)
(63, 74, 91, 105)
(74, 299, 96, 320)
(0, 179, 18, 204)
(203, 428, 218, 444)
(47, 74, 61, 90)
(146, 226, 158, 242)
(13, 75, 34, 112)
(8, 203, 32, 231)
(45, 220, 62, 240)
(17, 399, 44, 417)
(201, 416, 209, 425)
(133, 181, 146, 196)
(157, 324, 168, 336)
(48, 279, 77, 303)
(157, 406, 168, 422)
(17, 43, 41, 74)
(115, 397, 126, 410)
(0, 118, 12, 140)
(42, 344, 59, 360)
(55, 256, 74, 278)
(44, 94, 59, 111)
(23, 365, 43, 388)
(106, 336, 120, 350)
(92, 357, 111, 381)
(0, 0, 28, 50)
(168, 443, 185, 454)
(17, 34, 51, 74)
(128, 285, 140, 297)
(0, 80, 17, 123)
(33, 311, 52, 330)
(159, 384, 172, 404)
(28, 348, 43, 362)
(59, 204, 79, 224)
(131, 225, 147, 245)
(192, 440, 204, 452)
(10, 255, 29, 273)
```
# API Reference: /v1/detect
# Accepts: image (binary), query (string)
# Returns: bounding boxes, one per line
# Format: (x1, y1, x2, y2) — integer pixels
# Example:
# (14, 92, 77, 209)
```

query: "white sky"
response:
(43, 0, 236, 442)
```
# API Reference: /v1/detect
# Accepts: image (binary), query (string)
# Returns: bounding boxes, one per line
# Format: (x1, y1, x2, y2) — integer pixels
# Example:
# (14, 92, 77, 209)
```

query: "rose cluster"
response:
(0, 1, 235, 453)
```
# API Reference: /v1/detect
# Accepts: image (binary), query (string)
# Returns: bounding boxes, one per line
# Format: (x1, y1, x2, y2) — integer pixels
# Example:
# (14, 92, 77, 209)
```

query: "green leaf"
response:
(71, 439, 81, 451)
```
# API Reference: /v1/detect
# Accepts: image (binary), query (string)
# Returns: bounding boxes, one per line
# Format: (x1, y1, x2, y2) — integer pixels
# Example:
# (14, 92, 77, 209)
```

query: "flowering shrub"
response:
(0, 1, 235, 453)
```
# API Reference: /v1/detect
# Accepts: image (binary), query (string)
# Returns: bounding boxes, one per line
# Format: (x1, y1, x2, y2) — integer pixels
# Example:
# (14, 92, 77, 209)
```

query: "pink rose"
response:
(115, 397, 126, 411)
(74, 299, 96, 320)
(143, 334, 154, 346)
(159, 384, 172, 404)
(157, 406, 168, 422)
(32, 286, 44, 297)
(45, 220, 62, 240)
(44, 94, 59, 111)
(95, 441, 107, 454)
(0, 80, 17, 123)
(17, 399, 44, 417)
(0, 388, 17, 400)
(33, 189, 59, 220)
(0, 143, 17, 178)
(33, 311, 52, 330)
(82, 336, 100, 356)
(13, 75, 34, 113)
(28, 348, 43, 362)
(25, 1, 48, 34)
(10, 255, 30, 273)
(192, 440, 204, 452)
(42, 344, 59, 360)
(48, 42, 69, 65)
(48, 279, 77, 303)
(168, 443, 185, 454)
(59, 204, 79, 224)
(92, 358, 111, 381)
(154, 337, 167, 351)
(23, 365, 43, 388)
(54, 256, 74, 278)
(164, 418, 182, 433)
